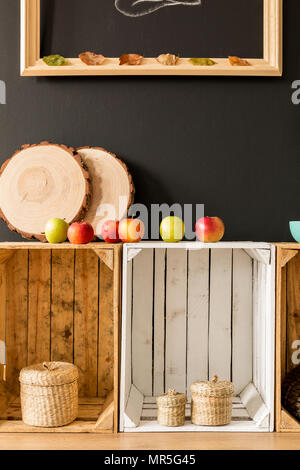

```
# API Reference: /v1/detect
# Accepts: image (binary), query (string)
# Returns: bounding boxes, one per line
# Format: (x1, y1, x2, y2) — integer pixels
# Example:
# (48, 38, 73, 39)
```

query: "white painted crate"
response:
(120, 242, 275, 433)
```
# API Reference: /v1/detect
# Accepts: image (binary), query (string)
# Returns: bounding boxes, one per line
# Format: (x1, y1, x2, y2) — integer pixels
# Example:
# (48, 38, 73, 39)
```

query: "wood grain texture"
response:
(6, 250, 28, 393)
(209, 249, 232, 381)
(153, 249, 166, 396)
(51, 250, 74, 363)
(187, 249, 209, 395)
(98, 259, 114, 398)
(232, 249, 253, 394)
(165, 249, 187, 393)
(28, 250, 51, 364)
(132, 249, 153, 396)
(286, 252, 300, 373)
(74, 250, 99, 397)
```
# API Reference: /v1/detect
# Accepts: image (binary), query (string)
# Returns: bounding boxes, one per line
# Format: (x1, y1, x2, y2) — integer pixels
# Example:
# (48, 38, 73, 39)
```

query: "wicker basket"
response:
(191, 375, 234, 426)
(156, 389, 187, 427)
(282, 364, 300, 423)
(19, 362, 79, 427)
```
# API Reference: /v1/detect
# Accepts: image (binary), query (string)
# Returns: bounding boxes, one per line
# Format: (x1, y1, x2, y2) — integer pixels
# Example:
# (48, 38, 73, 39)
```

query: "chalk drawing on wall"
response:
(115, 0, 202, 18)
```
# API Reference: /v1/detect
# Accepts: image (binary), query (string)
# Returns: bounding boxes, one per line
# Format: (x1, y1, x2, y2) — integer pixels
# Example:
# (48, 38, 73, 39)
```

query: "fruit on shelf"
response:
(160, 216, 185, 243)
(119, 218, 145, 243)
(67, 222, 94, 244)
(45, 218, 69, 244)
(195, 216, 225, 242)
(101, 220, 121, 243)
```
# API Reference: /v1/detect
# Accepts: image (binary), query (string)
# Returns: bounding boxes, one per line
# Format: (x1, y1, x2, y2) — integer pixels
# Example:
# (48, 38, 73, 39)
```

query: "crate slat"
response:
(232, 249, 253, 394)
(28, 250, 51, 364)
(165, 249, 187, 393)
(132, 249, 153, 396)
(286, 252, 300, 373)
(209, 249, 232, 381)
(51, 250, 74, 363)
(187, 249, 209, 396)
(6, 250, 28, 393)
(98, 259, 114, 398)
(74, 250, 99, 397)
(153, 249, 166, 396)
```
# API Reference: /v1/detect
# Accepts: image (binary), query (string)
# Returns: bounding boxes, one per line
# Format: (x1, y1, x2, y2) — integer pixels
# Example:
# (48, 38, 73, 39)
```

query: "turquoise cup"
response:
(289, 221, 300, 243)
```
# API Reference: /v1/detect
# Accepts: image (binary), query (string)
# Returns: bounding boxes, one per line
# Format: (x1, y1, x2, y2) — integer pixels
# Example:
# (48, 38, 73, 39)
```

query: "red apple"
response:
(101, 220, 120, 243)
(195, 216, 225, 242)
(119, 218, 145, 243)
(67, 222, 94, 244)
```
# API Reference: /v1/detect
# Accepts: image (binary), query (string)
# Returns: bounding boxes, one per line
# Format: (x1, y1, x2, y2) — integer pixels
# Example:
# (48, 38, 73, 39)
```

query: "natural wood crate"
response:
(120, 242, 276, 433)
(276, 243, 300, 432)
(0, 242, 122, 433)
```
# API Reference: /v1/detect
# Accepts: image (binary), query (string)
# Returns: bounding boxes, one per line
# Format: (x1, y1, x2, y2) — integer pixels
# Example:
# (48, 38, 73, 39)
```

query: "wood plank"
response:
(51, 250, 74, 363)
(0, 263, 7, 366)
(95, 391, 114, 431)
(232, 250, 253, 394)
(0, 420, 110, 433)
(122, 259, 132, 419)
(74, 250, 99, 397)
(28, 250, 51, 364)
(286, 252, 300, 373)
(258, 263, 267, 400)
(132, 249, 153, 396)
(6, 250, 28, 393)
(165, 249, 187, 393)
(281, 264, 287, 377)
(187, 249, 209, 397)
(98, 259, 114, 398)
(153, 249, 166, 396)
(209, 249, 232, 381)
(281, 249, 298, 267)
(281, 408, 300, 430)
(253, 260, 259, 389)
(124, 384, 143, 428)
(93, 248, 114, 271)
(0, 250, 15, 265)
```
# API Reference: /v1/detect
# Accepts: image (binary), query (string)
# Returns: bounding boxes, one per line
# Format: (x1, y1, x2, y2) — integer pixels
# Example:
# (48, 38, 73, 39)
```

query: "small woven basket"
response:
(156, 389, 187, 427)
(19, 362, 79, 427)
(282, 364, 300, 422)
(191, 375, 234, 426)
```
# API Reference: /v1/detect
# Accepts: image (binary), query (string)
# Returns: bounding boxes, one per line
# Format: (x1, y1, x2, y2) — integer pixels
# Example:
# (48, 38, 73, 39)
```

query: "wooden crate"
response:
(0, 242, 122, 433)
(276, 243, 300, 432)
(120, 242, 276, 433)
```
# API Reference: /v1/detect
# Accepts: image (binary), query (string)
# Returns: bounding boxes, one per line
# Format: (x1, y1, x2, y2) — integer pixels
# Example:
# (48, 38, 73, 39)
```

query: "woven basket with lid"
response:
(19, 362, 79, 427)
(191, 375, 234, 426)
(156, 389, 187, 427)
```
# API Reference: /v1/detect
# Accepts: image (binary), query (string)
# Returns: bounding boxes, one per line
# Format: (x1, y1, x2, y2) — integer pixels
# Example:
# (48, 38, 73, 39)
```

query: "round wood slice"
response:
(77, 147, 135, 238)
(0, 143, 90, 241)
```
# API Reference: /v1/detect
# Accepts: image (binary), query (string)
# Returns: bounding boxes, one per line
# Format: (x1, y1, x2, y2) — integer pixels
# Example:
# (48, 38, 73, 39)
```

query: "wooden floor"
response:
(0, 432, 298, 450)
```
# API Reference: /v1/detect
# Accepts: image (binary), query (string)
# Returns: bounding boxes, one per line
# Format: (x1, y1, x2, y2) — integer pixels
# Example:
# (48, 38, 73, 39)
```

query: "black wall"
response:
(0, 0, 299, 242)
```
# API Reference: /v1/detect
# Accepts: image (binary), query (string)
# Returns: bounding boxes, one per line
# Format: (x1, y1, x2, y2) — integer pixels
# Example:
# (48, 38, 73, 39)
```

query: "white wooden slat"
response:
(232, 250, 253, 394)
(209, 249, 232, 381)
(252, 260, 259, 388)
(124, 260, 133, 408)
(258, 262, 266, 401)
(187, 249, 209, 397)
(124, 420, 265, 432)
(124, 384, 144, 428)
(153, 249, 166, 396)
(141, 405, 250, 420)
(126, 242, 272, 250)
(132, 249, 153, 396)
(165, 249, 187, 393)
(240, 382, 269, 427)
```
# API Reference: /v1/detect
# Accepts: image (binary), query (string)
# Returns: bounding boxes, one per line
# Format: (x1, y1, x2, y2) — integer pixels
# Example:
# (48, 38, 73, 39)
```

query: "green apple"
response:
(45, 218, 69, 243)
(160, 216, 185, 243)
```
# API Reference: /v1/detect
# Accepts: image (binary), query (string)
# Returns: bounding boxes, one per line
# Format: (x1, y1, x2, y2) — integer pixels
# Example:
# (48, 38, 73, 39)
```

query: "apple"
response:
(101, 220, 120, 243)
(119, 218, 145, 243)
(67, 222, 94, 244)
(195, 216, 225, 242)
(160, 216, 185, 243)
(45, 218, 69, 243)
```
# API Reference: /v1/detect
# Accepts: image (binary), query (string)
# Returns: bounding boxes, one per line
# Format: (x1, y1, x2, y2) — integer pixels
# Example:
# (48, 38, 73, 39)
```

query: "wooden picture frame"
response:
(21, 0, 283, 77)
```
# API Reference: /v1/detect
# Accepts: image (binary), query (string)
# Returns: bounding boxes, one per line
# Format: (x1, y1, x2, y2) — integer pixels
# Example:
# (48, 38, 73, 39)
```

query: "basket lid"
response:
(19, 362, 79, 386)
(156, 388, 187, 407)
(190, 375, 234, 398)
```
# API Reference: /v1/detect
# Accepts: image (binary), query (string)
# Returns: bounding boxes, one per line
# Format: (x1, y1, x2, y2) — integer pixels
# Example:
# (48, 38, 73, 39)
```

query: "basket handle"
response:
(212, 375, 218, 383)
(43, 362, 57, 371)
(167, 388, 177, 396)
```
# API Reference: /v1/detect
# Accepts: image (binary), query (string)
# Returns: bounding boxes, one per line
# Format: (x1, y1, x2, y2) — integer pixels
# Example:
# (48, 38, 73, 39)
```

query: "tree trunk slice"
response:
(0, 143, 91, 241)
(77, 147, 135, 238)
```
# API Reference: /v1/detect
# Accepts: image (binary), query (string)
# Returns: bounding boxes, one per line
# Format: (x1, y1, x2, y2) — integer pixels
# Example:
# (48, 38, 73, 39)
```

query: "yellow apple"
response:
(160, 216, 185, 242)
